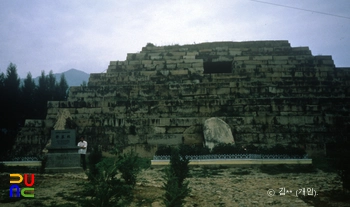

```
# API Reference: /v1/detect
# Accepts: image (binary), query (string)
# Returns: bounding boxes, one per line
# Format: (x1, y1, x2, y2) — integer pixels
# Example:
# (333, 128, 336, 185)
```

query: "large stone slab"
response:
(203, 117, 234, 149)
(50, 130, 76, 149)
(45, 153, 81, 168)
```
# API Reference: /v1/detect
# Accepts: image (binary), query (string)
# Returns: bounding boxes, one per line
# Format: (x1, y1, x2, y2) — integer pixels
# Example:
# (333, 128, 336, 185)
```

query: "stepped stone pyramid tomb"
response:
(17, 40, 350, 157)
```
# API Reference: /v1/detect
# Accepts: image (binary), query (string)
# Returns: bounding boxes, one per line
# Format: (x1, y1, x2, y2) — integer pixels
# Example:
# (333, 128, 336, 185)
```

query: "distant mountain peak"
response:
(22, 69, 90, 87)
(60, 69, 90, 86)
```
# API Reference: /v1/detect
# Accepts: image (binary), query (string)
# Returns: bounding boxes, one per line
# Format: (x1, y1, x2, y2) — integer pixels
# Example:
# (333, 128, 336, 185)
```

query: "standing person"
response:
(77, 136, 87, 171)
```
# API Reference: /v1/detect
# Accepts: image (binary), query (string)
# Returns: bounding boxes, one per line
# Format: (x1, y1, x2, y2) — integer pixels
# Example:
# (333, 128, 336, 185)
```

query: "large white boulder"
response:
(203, 117, 234, 149)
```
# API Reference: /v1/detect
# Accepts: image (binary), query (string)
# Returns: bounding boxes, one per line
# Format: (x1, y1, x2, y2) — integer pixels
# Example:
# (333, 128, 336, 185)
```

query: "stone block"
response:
(166, 64, 177, 69)
(141, 60, 153, 64)
(253, 56, 273, 60)
(156, 64, 165, 70)
(108, 65, 117, 70)
(322, 60, 334, 65)
(217, 51, 228, 56)
(171, 52, 186, 56)
(171, 70, 188, 75)
(166, 127, 186, 133)
(154, 127, 166, 134)
(199, 49, 212, 53)
(110, 61, 118, 65)
(178, 47, 188, 51)
(45, 153, 81, 168)
(292, 47, 310, 51)
(273, 56, 291, 60)
(50, 130, 77, 149)
(183, 55, 196, 59)
(234, 56, 250, 61)
(159, 118, 171, 126)
(125, 65, 140, 70)
(128, 60, 141, 65)
(182, 59, 200, 64)
(216, 46, 228, 51)
(24, 120, 44, 127)
(229, 50, 242, 56)
(186, 52, 198, 56)
(177, 63, 192, 68)
(150, 55, 163, 60)
(117, 61, 128, 65)
(166, 60, 179, 64)
(192, 62, 203, 68)
(212, 56, 233, 62)
(147, 134, 182, 145)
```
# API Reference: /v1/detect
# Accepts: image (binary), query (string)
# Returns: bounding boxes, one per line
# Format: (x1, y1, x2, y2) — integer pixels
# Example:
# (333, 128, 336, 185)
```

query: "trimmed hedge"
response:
(155, 144, 306, 157)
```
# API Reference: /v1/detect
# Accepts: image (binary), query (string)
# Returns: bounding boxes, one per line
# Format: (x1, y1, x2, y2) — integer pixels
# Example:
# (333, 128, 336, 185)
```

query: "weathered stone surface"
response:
(45, 153, 80, 168)
(183, 125, 203, 145)
(50, 130, 76, 149)
(203, 118, 234, 149)
(14, 40, 350, 157)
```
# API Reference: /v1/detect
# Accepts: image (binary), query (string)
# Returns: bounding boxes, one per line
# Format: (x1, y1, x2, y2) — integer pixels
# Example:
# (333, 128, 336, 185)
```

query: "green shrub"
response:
(156, 145, 172, 155)
(40, 155, 48, 174)
(87, 145, 102, 180)
(117, 151, 141, 186)
(82, 151, 142, 207)
(163, 146, 190, 207)
(179, 145, 210, 155)
(155, 144, 306, 157)
(211, 143, 243, 154)
(163, 170, 190, 207)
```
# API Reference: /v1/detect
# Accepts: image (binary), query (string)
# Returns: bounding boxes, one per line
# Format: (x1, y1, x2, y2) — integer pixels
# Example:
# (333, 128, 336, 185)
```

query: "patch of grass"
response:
(190, 167, 224, 178)
(55, 192, 65, 197)
(135, 197, 154, 207)
(54, 191, 79, 203)
(230, 169, 251, 175)
(259, 164, 317, 175)
(22, 200, 47, 207)
(260, 165, 291, 175)
(49, 201, 78, 207)
(0, 166, 37, 173)
(62, 194, 80, 202)
(0, 196, 21, 204)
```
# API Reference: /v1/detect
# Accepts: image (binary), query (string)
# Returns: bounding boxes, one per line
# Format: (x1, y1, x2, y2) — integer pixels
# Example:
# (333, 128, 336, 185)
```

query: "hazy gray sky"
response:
(0, 0, 349, 78)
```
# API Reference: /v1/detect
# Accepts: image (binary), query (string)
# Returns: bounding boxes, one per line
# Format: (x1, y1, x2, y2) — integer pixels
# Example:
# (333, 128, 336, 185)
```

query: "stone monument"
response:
(45, 109, 82, 172)
(45, 130, 82, 172)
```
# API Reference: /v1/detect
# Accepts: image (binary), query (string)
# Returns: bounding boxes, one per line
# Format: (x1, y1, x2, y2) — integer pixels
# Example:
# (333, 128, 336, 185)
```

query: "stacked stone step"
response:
(14, 119, 55, 156)
(17, 41, 350, 157)
(56, 41, 350, 155)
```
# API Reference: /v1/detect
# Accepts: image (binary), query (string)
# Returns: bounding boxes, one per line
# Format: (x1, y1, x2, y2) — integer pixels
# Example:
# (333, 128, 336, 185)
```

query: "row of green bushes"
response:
(155, 143, 306, 157)
(85, 145, 190, 207)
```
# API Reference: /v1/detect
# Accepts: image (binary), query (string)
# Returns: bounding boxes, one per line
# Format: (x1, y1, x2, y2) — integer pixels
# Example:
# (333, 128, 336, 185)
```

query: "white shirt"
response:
(77, 141, 87, 154)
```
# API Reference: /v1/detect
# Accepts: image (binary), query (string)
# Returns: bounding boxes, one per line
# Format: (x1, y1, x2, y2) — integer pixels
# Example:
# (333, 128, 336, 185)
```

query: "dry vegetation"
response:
(1, 162, 350, 207)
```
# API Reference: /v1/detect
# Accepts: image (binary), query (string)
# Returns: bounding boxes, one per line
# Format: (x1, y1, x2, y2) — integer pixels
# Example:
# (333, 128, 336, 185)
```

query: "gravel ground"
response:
(0, 165, 349, 207)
